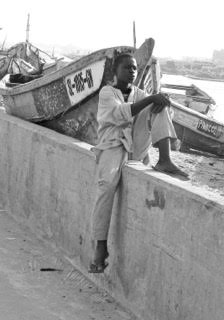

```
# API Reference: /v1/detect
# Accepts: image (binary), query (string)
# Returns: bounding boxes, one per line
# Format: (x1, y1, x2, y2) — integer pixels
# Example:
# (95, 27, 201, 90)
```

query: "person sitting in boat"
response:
(88, 53, 188, 273)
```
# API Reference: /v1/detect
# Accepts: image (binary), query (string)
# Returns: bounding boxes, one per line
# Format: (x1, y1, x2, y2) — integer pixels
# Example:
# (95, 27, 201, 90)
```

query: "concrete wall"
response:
(0, 112, 224, 320)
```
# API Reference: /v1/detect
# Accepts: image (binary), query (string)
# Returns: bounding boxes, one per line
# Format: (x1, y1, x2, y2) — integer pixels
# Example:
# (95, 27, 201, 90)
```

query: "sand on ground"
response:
(149, 146, 224, 198)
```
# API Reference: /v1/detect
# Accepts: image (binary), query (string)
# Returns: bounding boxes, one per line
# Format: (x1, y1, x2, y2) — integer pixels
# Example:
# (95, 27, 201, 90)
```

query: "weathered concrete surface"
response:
(0, 113, 224, 320)
(0, 208, 135, 320)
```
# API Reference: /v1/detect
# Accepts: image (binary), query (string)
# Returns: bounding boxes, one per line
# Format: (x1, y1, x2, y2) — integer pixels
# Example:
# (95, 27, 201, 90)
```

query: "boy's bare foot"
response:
(88, 241, 109, 273)
(153, 160, 189, 178)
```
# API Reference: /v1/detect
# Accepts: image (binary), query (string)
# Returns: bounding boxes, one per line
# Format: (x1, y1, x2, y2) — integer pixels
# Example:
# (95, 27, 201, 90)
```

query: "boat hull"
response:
(0, 46, 135, 122)
(3, 76, 72, 121)
(174, 122, 224, 156)
(41, 94, 99, 145)
(171, 100, 224, 156)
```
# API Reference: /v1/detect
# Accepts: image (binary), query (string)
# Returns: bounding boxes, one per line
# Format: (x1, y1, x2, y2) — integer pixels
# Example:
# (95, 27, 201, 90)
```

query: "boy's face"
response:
(116, 57, 138, 84)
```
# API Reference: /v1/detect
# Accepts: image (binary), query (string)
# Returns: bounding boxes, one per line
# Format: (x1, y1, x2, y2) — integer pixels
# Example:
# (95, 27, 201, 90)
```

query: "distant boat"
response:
(148, 59, 224, 156)
(0, 38, 155, 145)
(0, 41, 72, 80)
(160, 83, 216, 116)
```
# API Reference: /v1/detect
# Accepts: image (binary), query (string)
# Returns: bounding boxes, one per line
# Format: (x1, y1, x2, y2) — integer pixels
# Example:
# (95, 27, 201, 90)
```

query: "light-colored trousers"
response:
(91, 107, 176, 240)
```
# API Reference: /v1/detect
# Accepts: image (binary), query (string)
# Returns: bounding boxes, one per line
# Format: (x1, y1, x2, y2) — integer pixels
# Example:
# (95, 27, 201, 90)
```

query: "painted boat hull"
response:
(41, 95, 99, 145)
(0, 46, 137, 122)
(171, 100, 224, 156)
(0, 39, 155, 145)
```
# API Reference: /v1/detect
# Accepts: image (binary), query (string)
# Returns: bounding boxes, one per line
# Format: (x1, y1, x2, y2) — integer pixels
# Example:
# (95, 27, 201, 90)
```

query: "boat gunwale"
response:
(171, 99, 223, 125)
(0, 45, 134, 96)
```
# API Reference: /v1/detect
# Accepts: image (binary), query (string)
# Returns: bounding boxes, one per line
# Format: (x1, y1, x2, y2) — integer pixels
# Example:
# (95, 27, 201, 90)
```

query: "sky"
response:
(1, 0, 224, 59)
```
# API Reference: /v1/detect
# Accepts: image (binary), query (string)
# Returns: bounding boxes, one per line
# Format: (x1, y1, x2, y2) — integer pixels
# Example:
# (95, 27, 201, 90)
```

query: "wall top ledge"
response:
(125, 160, 224, 209)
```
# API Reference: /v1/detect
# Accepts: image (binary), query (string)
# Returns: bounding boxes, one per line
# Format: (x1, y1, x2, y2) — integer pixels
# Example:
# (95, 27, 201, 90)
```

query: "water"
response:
(161, 74, 224, 123)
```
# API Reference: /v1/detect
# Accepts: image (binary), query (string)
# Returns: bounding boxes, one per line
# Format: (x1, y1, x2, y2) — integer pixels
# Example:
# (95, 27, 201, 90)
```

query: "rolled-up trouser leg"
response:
(151, 106, 177, 146)
(131, 105, 152, 161)
(91, 146, 128, 240)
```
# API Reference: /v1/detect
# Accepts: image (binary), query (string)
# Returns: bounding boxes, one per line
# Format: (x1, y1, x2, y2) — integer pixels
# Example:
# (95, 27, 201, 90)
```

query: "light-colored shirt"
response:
(95, 85, 151, 152)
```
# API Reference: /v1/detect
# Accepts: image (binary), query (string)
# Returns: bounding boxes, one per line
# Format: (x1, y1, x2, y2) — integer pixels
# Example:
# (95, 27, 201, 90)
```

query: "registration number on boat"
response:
(67, 69, 94, 95)
(65, 60, 105, 105)
(197, 119, 221, 138)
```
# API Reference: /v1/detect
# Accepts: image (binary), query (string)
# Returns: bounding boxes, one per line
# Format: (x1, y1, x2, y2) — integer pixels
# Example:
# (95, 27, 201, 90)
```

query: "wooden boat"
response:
(0, 38, 153, 145)
(0, 48, 130, 122)
(0, 39, 154, 133)
(0, 42, 70, 79)
(147, 58, 224, 156)
(160, 83, 216, 116)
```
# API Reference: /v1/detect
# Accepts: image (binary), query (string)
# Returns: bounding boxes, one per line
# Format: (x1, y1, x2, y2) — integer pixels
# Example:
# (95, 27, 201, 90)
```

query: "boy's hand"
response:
(150, 93, 170, 113)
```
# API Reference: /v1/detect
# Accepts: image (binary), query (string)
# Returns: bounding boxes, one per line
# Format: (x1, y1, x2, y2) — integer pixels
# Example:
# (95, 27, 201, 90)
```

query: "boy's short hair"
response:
(113, 53, 135, 73)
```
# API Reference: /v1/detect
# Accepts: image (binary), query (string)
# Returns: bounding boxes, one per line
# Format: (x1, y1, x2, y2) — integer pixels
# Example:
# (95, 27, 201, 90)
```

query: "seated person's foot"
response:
(153, 160, 189, 178)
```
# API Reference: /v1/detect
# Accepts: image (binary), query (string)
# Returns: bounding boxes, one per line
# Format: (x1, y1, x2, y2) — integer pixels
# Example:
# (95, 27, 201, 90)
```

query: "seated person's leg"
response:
(89, 146, 127, 272)
(151, 107, 188, 177)
(151, 106, 177, 146)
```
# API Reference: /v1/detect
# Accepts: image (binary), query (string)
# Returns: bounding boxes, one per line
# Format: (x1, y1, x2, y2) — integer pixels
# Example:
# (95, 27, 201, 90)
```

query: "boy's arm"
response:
(130, 92, 170, 117)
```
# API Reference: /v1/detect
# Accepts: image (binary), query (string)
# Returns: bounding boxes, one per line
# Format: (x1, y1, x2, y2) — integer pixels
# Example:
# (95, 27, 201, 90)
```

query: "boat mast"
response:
(0, 27, 6, 50)
(0, 27, 2, 49)
(26, 13, 30, 43)
(133, 21, 136, 49)
(1, 36, 6, 50)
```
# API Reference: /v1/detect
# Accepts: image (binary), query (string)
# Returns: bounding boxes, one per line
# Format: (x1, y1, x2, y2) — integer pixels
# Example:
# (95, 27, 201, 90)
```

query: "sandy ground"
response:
(149, 146, 224, 198)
